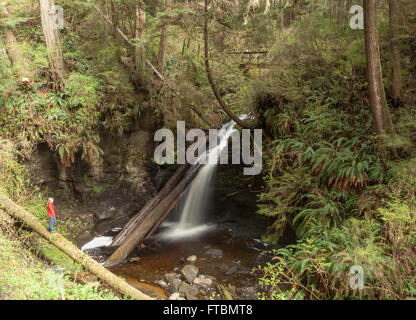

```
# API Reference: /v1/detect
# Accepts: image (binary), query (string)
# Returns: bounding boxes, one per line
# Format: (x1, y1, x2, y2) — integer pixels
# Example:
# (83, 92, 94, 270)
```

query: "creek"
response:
(80, 119, 272, 299)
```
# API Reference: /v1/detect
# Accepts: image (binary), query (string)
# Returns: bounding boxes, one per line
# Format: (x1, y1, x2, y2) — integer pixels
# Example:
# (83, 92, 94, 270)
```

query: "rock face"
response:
(181, 265, 199, 284)
(23, 120, 162, 238)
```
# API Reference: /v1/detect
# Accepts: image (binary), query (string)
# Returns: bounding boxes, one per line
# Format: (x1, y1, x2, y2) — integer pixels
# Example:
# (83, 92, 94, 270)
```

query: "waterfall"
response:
(160, 119, 238, 239)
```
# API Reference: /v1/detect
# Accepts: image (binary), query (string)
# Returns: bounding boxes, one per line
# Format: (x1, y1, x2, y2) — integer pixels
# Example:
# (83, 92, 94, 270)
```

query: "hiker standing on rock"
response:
(47, 198, 57, 233)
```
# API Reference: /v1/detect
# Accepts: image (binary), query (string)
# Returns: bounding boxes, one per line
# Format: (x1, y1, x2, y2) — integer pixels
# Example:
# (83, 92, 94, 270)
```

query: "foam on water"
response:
(81, 236, 113, 251)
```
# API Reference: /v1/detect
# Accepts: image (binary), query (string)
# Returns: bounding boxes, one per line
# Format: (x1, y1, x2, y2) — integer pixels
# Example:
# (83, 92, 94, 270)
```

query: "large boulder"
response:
(181, 265, 199, 284)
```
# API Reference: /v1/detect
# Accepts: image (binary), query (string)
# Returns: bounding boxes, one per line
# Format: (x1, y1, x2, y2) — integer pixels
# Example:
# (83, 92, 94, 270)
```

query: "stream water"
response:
(81, 118, 271, 299)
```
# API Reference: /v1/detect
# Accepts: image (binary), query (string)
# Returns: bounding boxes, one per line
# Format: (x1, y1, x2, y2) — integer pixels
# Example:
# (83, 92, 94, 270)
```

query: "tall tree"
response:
(157, 0, 170, 75)
(388, 0, 402, 104)
(363, 0, 394, 135)
(135, 1, 146, 71)
(39, 0, 66, 84)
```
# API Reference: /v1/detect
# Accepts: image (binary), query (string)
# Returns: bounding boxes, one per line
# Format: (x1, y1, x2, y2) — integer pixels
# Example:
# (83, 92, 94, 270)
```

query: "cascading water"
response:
(160, 119, 239, 239)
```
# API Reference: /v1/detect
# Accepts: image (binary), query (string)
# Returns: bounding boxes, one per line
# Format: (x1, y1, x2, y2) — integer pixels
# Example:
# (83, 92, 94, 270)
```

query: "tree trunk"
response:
(105, 165, 201, 267)
(203, 0, 259, 129)
(364, 0, 394, 135)
(111, 164, 190, 246)
(135, 2, 146, 71)
(39, 0, 66, 84)
(388, 0, 402, 104)
(1, 6, 34, 80)
(0, 193, 152, 300)
(157, 0, 170, 75)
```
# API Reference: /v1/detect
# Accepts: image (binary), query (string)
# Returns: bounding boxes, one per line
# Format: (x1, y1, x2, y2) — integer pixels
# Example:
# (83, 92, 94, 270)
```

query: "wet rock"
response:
(163, 272, 180, 284)
(181, 265, 199, 284)
(194, 276, 213, 287)
(200, 278, 213, 287)
(205, 248, 223, 258)
(155, 280, 167, 288)
(168, 292, 180, 300)
(167, 279, 182, 294)
(179, 282, 199, 300)
(186, 255, 197, 262)
(237, 270, 252, 275)
(129, 257, 140, 262)
(225, 265, 239, 275)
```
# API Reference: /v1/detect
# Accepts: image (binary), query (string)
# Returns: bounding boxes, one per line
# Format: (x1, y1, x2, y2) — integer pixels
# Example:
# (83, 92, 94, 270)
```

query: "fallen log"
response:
(104, 165, 201, 267)
(111, 164, 190, 247)
(0, 193, 153, 300)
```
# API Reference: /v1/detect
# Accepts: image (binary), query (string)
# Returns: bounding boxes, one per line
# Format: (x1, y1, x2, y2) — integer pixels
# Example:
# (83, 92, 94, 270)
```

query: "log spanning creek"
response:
(80, 120, 271, 300)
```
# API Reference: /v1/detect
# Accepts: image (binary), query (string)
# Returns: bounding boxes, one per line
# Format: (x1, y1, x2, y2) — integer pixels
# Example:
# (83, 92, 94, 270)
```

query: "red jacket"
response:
(47, 202, 56, 218)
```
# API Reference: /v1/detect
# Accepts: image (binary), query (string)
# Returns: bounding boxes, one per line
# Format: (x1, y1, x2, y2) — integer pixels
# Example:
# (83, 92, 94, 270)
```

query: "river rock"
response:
(168, 292, 180, 300)
(167, 279, 182, 294)
(193, 276, 213, 287)
(179, 282, 199, 300)
(186, 255, 197, 262)
(200, 278, 213, 287)
(129, 257, 140, 262)
(225, 265, 239, 275)
(155, 280, 167, 288)
(181, 265, 199, 284)
(204, 248, 223, 258)
(164, 272, 180, 283)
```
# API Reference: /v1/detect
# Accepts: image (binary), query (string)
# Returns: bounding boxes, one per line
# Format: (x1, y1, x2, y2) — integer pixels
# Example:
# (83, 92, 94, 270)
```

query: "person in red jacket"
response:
(47, 197, 57, 233)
